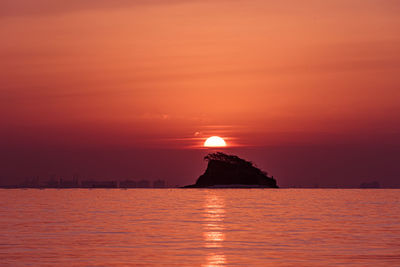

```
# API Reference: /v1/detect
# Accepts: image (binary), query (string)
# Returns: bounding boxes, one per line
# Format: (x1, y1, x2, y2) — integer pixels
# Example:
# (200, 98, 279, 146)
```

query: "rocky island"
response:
(184, 152, 278, 188)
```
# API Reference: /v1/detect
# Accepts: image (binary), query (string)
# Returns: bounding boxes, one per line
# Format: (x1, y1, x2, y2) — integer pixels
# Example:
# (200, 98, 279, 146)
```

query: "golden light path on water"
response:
(203, 193, 226, 266)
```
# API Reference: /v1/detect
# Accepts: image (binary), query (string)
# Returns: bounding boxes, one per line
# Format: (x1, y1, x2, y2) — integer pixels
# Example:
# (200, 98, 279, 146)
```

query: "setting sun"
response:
(204, 136, 227, 147)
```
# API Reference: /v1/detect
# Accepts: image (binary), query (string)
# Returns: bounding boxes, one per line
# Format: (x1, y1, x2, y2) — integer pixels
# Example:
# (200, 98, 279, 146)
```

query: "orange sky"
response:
(1, 0, 400, 186)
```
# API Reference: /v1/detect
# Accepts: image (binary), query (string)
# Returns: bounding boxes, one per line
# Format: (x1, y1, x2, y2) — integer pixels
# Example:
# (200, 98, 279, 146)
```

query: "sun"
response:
(204, 136, 227, 147)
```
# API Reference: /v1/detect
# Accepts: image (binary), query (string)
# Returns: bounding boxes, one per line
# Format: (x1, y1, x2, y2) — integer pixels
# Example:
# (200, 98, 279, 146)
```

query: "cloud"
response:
(0, 0, 193, 17)
(2, 0, 399, 18)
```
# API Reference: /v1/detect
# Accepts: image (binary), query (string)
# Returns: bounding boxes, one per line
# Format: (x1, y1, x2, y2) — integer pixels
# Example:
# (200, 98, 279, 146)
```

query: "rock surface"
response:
(184, 152, 278, 188)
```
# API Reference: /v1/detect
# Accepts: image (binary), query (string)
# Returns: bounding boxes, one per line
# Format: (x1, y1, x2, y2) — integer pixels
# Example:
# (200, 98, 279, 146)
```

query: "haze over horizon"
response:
(1, 0, 400, 187)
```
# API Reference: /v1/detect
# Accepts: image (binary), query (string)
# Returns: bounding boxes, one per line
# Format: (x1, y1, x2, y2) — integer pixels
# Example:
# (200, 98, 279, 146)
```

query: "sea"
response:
(1, 189, 399, 266)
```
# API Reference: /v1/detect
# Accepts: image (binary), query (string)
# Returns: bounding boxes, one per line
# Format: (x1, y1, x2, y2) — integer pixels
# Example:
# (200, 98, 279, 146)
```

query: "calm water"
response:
(1, 189, 400, 266)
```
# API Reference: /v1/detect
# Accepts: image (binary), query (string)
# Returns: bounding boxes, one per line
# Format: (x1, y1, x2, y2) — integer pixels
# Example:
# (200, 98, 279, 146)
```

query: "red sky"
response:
(1, 0, 400, 187)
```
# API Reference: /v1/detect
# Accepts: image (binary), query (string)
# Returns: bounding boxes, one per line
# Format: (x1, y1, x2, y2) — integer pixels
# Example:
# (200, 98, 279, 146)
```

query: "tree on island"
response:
(184, 152, 278, 188)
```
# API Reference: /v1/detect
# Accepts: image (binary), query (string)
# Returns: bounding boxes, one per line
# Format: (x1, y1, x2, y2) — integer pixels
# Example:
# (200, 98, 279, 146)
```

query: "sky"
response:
(1, 0, 400, 187)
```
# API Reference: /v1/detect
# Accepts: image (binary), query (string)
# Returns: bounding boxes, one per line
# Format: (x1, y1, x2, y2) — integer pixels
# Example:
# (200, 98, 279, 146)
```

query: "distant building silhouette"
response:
(8, 176, 169, 189)
(81, 180, 118, 188)
(46, 175, 58, 187)
(153, 179, 166, 188)
(119, 180, 137, 188)
(59, 177, 79, 188)
(22, 176, 40, 188)
(136, 180, 150, 188)
(73, 173, 81, 187)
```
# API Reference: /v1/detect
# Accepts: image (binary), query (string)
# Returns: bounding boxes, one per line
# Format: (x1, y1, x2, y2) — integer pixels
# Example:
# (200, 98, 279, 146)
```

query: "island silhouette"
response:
(184, 152, 278, 188)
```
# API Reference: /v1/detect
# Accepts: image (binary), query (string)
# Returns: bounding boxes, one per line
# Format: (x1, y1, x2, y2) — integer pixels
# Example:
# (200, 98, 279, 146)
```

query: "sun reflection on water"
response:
(202, 193, 226, 266)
